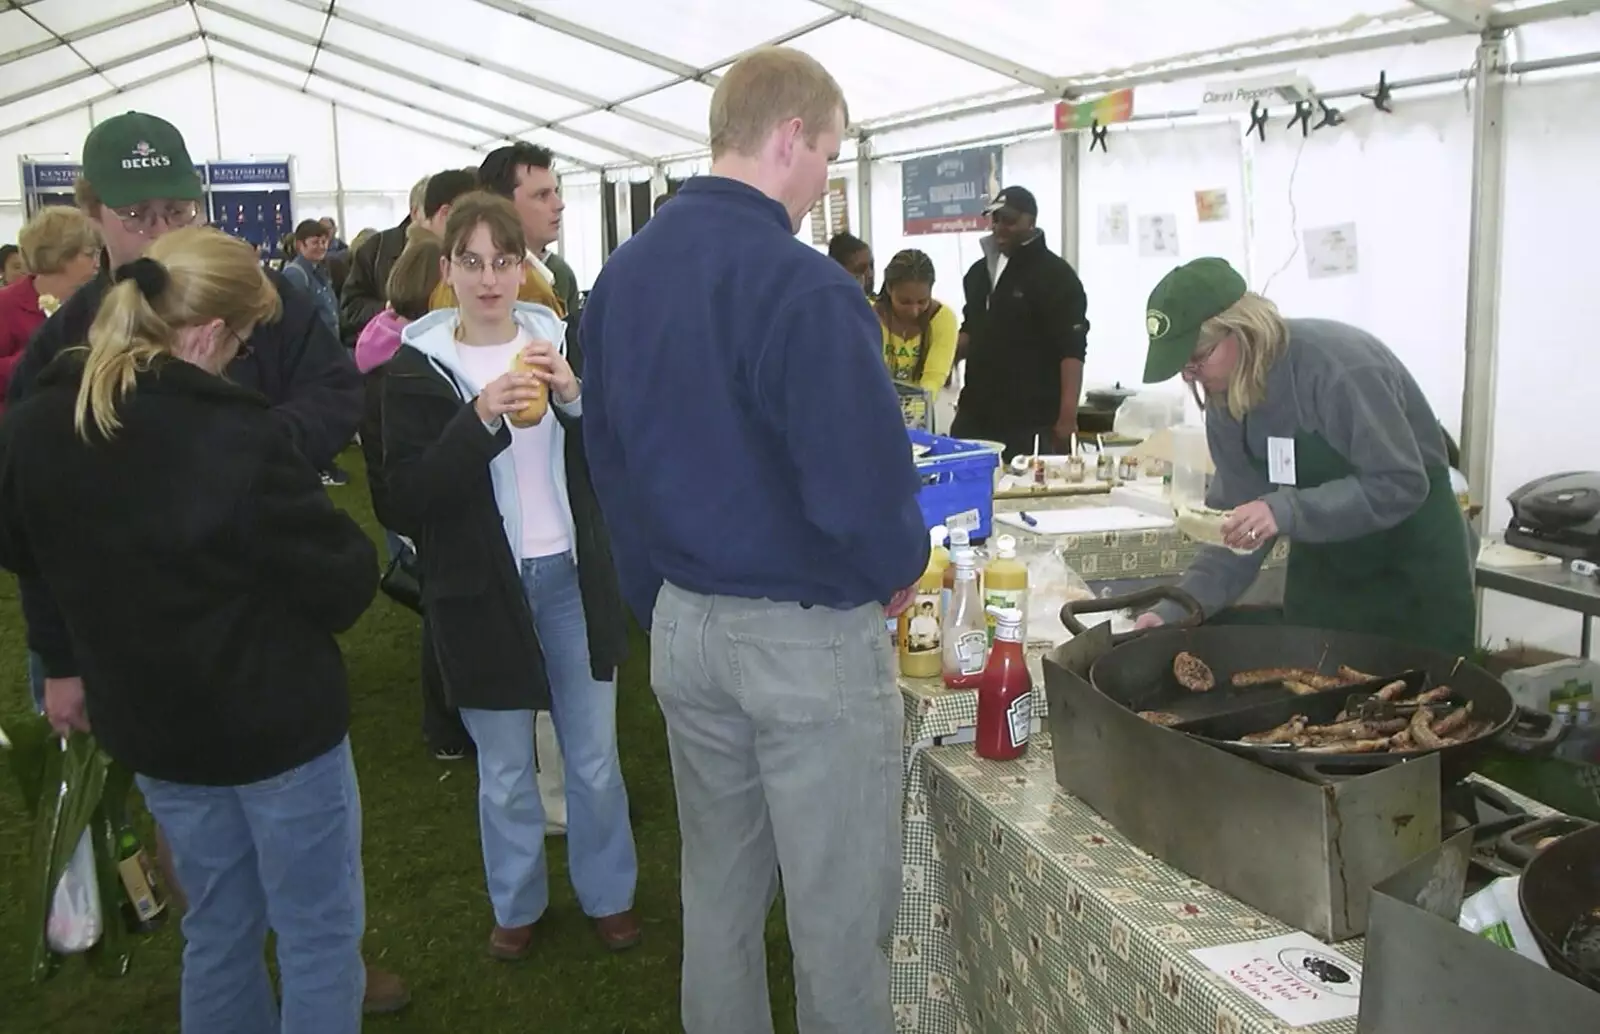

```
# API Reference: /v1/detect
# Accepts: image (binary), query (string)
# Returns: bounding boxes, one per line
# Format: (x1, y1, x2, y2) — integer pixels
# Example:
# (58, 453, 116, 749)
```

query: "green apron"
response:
(1257, 431, 1477, 655)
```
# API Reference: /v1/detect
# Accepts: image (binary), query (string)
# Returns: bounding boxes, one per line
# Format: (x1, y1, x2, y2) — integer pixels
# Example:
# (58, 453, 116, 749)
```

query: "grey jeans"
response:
(651, 583, 903, 1034)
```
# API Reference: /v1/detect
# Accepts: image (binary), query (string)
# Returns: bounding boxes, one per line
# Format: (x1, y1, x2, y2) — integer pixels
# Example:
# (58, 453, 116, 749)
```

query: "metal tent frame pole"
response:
(1461, 28, 1509, 538)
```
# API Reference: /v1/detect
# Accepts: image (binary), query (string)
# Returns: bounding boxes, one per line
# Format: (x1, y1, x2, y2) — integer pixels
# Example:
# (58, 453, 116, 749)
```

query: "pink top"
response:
(355, 309, 406, 373)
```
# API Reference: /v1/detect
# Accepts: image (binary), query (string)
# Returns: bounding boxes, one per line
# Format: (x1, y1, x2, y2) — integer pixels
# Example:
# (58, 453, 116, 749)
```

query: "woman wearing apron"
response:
(1132, 258, 1476, 655)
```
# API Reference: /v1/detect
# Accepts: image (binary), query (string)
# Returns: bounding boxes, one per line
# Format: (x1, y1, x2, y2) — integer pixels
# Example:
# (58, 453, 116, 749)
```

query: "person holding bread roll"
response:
(378, 191, 639, 959)
(1132, 257, 1475, 654)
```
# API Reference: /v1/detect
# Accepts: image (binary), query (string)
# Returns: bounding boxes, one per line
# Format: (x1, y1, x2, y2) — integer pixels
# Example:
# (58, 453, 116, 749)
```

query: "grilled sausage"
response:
(1173, 651, 1215, 693)
(1409, 705, 1447, 750)
(1139, 711, 1183, 727)
(1432, 702, 1475, 738)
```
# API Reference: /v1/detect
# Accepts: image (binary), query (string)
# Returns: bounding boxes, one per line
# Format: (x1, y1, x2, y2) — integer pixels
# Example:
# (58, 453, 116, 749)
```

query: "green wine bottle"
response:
(116, 828, 167, 933)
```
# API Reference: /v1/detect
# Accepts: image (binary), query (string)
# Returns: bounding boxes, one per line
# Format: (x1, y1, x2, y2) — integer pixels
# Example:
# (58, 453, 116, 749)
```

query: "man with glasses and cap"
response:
(5, 111, 401, 1015)
(950, 185, 1091, 459)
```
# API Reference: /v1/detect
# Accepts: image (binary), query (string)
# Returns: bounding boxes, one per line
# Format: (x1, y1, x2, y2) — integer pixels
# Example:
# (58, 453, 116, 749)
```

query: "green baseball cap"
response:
(1142, 257, 1248, 383)
(82, 111, 204, 209)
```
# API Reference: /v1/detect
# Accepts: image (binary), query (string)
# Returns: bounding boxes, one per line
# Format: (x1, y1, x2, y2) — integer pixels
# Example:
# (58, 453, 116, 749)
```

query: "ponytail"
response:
(71, 229, 283, 442)
(75, 263, 175, 441)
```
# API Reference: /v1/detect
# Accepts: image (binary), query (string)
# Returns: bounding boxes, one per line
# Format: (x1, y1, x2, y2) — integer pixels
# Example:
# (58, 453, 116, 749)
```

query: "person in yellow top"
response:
(875, 249, 957, 393)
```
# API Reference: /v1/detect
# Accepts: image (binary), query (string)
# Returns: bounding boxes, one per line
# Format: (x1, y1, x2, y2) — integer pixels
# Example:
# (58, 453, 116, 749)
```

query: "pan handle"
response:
(1494, 814, 1596, 867)
(1495, 706, 1568, 758)
(1060, 585, 1205, 641)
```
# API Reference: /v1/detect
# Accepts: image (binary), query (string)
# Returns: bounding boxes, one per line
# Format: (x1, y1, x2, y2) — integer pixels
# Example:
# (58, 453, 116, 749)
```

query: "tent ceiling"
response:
(3, 0, 1598, 172)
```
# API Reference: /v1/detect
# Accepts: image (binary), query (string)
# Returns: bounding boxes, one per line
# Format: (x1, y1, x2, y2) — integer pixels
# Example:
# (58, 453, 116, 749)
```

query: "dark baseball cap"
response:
(1142, 257, 1249, 383)
(984, 186, 1037, 218)
(82, 111, 203, 209)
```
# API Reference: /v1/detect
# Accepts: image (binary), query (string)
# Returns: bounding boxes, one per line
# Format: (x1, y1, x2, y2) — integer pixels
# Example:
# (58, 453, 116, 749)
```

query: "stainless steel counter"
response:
(1476, 562, 1600, 655)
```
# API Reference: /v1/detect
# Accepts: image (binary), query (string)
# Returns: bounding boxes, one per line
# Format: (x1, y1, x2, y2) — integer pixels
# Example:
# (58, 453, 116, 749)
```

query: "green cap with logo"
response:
(82, 111, 204, 209)
(1142, 257, 1249, 383)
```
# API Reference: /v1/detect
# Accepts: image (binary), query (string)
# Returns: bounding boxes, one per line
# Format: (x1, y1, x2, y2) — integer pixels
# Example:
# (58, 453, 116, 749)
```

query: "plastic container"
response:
(1114, 389, 1186, 441)
(976, 606, 1031, 761)
(899, 525, 950, 679)
(983, 534, 1028, 645)
(1170, 424, 1211, 511)
(910, 428, 1000, 541)
(942, 546, 987, 689)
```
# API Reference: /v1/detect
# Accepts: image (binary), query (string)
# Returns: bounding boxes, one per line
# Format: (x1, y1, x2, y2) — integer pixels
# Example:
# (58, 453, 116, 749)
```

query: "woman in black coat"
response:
(378, 192, 636, 959)
(0, 227, 377, 1032)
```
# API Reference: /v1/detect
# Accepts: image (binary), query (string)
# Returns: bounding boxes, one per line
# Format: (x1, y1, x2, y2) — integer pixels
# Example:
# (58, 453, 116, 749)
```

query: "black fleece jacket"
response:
(0, 355, 376, 785)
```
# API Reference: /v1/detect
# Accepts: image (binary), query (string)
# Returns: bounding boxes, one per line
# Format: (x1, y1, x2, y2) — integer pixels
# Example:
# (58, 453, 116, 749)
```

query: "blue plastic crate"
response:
(909, 428, 999, 541)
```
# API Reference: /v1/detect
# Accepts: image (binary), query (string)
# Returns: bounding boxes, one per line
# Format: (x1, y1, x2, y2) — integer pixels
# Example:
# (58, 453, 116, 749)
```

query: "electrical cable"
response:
(1260, 131, 1309, 295)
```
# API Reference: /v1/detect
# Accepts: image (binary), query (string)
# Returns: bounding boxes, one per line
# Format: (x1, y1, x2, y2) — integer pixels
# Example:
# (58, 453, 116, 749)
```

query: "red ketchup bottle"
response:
(976, 606, 1031, 760)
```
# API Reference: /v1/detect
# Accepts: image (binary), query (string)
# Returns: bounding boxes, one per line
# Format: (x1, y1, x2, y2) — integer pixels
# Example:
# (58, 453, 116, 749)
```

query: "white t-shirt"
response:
(452, 328, 571, 559)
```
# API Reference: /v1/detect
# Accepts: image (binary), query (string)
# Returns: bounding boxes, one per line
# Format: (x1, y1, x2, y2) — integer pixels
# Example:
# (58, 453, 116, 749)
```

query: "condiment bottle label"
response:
(1007, 693, 1032, 749)
(906, 593, 942, 655)
(984, 589, 1026, 644)
(955, 631, 988, 675)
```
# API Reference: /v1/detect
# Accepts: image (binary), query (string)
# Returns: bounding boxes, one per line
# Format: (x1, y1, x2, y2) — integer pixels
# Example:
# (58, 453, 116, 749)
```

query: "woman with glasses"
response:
(0, 227, 377, 1033)
(379, 192, 638, 960)
(1131, 257, 1475, 654)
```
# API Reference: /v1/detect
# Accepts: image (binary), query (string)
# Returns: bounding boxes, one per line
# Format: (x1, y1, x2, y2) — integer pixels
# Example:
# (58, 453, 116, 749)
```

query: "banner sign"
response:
(808, 177, 850, 246)
(24, 163, 82, 189)
(901, 146, 1002, 236)
(1054, 89, 1135, 131)
(205, 161, 291, 185)
(1199, 73, 1315, 113)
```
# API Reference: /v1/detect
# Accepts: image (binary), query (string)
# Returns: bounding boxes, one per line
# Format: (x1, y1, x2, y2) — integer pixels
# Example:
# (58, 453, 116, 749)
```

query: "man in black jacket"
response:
(951, 186, 1090, 459)
(339, 174, 429, 348)
(7, 111, 402, 1015)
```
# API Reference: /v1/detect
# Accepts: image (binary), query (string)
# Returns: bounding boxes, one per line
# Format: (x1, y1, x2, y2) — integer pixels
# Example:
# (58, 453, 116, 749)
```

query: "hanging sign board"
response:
(1199, 73, 1315, 113)
(1054, 89, 1135, 131)
(23, 163, 82, 189)
(206, 161, 291, 185)
(901, 146, 1002, 236)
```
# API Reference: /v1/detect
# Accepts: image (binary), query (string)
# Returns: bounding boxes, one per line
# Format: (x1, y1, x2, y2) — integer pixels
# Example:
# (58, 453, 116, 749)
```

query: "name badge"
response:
(1267, 436, 1297, 486)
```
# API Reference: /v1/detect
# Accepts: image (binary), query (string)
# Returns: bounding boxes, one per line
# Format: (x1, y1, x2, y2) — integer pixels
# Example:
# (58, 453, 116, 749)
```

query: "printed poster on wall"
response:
(1097, 203, 1130, 246)
(1138, 214, 1180, 258)
(1304, 223, 1360, 279)
(808, 177, 851, 246)
(1194, 188, 1231, 223)
(901, 146, 1002, 235)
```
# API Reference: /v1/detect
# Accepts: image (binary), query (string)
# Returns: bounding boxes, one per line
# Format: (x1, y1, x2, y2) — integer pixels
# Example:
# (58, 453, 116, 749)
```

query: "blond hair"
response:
(76, 227, 281, 441)
(18, 206, 101, 276)
(708, 47, 848, 159)
(1199, 292, 1288, 420)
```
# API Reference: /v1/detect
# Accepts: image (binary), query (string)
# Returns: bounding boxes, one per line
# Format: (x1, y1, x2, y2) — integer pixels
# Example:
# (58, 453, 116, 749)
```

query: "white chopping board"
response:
(995, 506, 1174, 536)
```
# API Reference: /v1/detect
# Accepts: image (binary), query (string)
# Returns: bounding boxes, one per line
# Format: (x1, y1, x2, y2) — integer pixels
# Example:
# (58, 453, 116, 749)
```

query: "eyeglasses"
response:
(452, 253, 521, 278)
(112, 201, 202, 235)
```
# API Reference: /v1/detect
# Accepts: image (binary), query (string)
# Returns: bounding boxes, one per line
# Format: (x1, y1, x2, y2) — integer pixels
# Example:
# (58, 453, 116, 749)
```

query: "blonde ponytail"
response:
(72, 227, 282, 442)
(74, 278, 174, 440)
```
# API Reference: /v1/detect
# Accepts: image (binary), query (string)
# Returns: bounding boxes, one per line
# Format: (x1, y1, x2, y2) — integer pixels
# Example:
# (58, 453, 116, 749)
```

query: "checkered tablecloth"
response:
(915, 737, 1551, 1034)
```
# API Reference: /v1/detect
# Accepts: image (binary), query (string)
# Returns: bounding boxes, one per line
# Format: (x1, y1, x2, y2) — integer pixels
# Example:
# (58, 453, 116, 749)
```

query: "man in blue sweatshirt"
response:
(581, 46, 928, 1034)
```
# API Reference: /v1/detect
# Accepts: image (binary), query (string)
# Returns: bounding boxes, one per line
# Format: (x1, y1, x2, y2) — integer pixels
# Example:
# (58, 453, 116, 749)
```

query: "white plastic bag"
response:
(45, 830, 103, 955)
(1023, 543, 1095, 645)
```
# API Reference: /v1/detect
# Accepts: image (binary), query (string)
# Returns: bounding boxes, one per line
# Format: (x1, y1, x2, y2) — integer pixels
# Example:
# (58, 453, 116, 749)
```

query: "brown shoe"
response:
(594, 911, 641, 952)
(363, 964, 411, 1015)
(488, 923, 536, 961)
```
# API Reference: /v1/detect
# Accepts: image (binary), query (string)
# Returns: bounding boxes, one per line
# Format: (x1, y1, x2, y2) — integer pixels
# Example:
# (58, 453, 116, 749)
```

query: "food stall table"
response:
(889, 496, 1288, 1032)
(1475, 560, 1600, 657)
(919, 736, 1552, 1034)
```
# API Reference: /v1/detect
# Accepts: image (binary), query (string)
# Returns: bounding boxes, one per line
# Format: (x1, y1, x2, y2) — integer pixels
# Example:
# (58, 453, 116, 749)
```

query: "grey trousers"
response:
(651, 583, 903, 1034)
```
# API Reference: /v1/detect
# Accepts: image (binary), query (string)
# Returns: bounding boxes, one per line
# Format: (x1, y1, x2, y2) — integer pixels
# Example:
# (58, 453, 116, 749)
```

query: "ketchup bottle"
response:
(975, 606, 1031, 760)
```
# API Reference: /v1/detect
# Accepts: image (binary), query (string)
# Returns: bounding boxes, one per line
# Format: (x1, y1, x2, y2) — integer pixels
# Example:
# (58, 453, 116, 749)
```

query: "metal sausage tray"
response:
(1043, 621, 1442, 941)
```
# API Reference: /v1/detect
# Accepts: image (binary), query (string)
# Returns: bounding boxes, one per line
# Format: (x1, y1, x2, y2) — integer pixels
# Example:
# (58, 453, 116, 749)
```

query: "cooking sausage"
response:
(1409, 705, 1447, 750)
(1139, 711, 1183, 726)
(1283, 679, 1322, 696)
(1338, 665, 1378, 683)
(1300, 738, 1391, 754)
(1414, 685, 1454, 705)
(1432, 702, 1475, 738)
(1242, 715, 1307, 744)
(1374, 679, 1409, 702)
(1173, 652, 1216, 693)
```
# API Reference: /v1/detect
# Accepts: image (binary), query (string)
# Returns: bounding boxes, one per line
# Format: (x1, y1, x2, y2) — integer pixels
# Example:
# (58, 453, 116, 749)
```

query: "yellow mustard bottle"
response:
(899, 525, 951, 679)
(983, 534, 1028, 645)
(507, 350, 550, 428)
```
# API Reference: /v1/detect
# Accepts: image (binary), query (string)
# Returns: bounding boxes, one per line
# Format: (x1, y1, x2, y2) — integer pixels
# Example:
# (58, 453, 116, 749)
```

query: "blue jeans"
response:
(136, 739, 366, 1034)
(458, 552, 636, 927)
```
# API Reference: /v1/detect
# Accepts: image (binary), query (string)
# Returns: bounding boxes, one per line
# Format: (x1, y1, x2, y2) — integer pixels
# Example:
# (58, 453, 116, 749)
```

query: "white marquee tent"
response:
(5, 0, 1600, 652)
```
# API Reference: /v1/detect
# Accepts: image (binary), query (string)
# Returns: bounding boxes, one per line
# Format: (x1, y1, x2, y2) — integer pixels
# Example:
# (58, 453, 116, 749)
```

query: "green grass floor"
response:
(0, 448, 799, 1033)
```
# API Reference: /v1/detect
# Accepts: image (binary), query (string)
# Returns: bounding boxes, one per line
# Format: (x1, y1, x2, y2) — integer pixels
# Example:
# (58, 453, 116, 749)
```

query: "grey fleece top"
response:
(1155, 318, 1448, 622)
